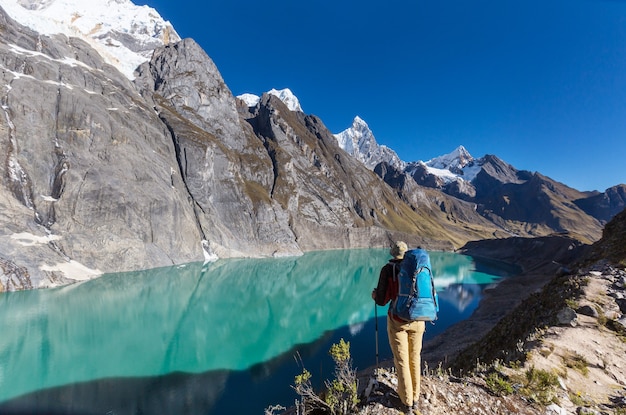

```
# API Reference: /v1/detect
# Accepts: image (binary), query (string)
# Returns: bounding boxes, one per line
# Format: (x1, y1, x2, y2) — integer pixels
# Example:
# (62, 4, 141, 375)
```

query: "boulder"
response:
(556, 307, 578, 327)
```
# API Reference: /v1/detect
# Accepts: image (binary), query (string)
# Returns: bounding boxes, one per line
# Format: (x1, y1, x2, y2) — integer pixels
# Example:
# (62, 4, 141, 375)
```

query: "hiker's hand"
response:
(371, 289, 376, 300)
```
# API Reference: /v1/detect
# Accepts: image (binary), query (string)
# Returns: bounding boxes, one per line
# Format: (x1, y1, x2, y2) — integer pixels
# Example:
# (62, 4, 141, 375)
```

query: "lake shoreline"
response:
(424, 234, 590, 367)
(362, 234, 590, 371)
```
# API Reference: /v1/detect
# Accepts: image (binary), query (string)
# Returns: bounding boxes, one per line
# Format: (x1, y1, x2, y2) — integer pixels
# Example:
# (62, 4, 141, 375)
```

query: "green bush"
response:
(517, 366, 560, 405)
(291, 339, 359, 415)
(485, 372, 513, 396)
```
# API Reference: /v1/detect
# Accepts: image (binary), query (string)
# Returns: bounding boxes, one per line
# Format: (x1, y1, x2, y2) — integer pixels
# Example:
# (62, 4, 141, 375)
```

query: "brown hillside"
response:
(590, 207, 626, 266)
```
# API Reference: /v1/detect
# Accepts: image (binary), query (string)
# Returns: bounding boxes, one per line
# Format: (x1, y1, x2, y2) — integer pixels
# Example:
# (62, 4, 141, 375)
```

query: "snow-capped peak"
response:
(426, 145, 474, 171)
(422, 145, 481, 183)
(236, 88, 303, 112)
(267, 88, 302, 112)
(334, 116, 370, 155)
(334, 116, 405, 171)
(0, 0, 180, 79)
(238, 93, 260, 108)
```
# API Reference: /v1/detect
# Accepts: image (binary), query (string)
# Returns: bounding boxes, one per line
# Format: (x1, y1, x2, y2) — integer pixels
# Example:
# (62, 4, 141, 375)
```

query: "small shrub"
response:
(485, 372, 513, 396)
(569, 391, 590, 406)
(434, 361, 449, 379)
(508, 360, 522, 370)
(539, 343, 555, 358)
(596, 306, 608, 327)
(325, 339, 359, 413)
(517, 366, 560, 405)
(291, 339, 359, 415)
(606, 318, 626, 340)
(563, 351, 589, 376)
(293, 367, 326, 414)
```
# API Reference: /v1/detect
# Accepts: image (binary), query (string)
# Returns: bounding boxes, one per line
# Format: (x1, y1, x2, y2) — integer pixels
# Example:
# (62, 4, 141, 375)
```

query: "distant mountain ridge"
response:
(321, 105, 623, 242)
(331, 109, 624, 239)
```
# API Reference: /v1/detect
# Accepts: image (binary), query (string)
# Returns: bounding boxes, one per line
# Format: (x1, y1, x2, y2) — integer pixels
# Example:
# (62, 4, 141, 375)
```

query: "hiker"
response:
(371, 241, 426, 415)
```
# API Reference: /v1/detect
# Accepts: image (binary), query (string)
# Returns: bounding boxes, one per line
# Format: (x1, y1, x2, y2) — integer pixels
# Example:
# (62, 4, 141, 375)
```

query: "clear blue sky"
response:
(136, 0, 626, 192)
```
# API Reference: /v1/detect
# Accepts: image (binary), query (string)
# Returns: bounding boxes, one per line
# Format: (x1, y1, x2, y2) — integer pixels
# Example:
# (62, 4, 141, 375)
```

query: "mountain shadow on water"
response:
(0, 326, 349, 415)
(0, 309, 456, 415)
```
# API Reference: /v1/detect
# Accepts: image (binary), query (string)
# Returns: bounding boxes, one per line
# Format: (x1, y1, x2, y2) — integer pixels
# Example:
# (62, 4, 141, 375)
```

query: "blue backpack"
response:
(391, 248, 439, 322)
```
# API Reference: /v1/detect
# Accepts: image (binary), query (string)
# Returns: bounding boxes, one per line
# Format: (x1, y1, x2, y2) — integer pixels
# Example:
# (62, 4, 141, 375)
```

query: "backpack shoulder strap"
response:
(428, 267, 438, 307)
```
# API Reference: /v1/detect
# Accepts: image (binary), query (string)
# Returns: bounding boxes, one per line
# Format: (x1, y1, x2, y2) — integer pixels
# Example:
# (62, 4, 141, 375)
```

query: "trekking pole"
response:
(374, 302, 379, 369)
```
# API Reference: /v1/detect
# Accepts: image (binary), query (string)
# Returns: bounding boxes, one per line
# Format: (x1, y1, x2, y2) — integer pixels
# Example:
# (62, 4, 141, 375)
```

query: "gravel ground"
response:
(355, 367, 544, 415)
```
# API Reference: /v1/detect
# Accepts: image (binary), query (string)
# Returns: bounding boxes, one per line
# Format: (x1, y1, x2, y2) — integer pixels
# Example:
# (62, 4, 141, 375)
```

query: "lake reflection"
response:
(0, 249, 518, 414)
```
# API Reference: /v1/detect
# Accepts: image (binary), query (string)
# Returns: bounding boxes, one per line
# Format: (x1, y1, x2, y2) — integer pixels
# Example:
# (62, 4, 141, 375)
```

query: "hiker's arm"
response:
(372, 266, 390, 306)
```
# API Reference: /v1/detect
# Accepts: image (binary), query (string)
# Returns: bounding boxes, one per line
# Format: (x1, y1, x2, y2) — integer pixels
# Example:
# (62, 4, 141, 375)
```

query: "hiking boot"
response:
(399, 402, 425, 415)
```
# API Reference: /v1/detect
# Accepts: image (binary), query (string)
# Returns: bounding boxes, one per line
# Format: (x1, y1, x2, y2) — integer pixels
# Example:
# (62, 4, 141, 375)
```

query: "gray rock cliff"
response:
(134, 38, 301, 258)
(0, 9, 202, 290)
(0, 9, 463, 291)
(0, 4, 609, 292)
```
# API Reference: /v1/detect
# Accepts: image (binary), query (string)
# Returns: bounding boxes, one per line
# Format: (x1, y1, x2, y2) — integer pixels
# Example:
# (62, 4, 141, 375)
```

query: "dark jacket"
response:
(373, 258, 402, 307)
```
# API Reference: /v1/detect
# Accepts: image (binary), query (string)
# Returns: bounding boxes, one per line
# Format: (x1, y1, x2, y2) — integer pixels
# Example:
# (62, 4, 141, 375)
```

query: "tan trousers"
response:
(387, 315, 426, 407)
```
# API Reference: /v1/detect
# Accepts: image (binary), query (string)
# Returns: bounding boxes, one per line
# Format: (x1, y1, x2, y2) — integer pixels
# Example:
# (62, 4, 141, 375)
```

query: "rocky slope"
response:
(574, 185, 626, 224)
(349, 209, 626, 415)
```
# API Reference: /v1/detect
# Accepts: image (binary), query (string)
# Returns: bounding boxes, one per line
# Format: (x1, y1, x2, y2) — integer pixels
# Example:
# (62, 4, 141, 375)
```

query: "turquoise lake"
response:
(0, 249, 519, 414)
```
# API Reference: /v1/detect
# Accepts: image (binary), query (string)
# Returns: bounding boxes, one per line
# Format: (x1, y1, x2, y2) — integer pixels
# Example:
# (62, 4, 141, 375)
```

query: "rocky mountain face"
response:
(574, 184, 626, 224)
(0, 1, 619, 292)
(0, 7, 500, 291)
(0, 9, 203, 291)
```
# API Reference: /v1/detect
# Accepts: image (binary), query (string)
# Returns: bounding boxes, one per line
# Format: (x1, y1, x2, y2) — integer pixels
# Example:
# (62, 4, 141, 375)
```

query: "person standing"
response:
(371, 241, 425, 415)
